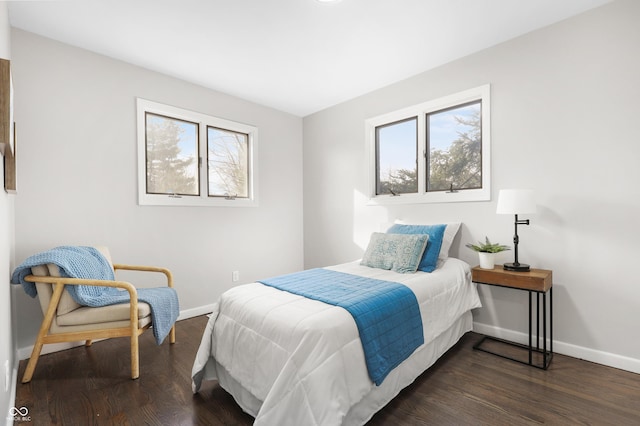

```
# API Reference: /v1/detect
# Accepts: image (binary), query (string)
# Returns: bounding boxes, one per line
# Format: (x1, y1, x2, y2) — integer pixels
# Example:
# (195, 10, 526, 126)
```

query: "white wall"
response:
(0, 1, 16, 422)
(10, 29, 304, 354)
(303, 0, 640, 373)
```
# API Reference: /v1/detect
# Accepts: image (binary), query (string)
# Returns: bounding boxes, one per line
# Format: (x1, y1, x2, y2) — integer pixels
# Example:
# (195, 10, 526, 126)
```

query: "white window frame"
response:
(136, 98, 259, 207)
(365, 84, 490, 205)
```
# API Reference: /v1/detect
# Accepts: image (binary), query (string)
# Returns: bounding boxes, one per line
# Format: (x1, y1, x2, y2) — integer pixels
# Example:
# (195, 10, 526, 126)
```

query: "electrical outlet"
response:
(232, 271, 240, 282)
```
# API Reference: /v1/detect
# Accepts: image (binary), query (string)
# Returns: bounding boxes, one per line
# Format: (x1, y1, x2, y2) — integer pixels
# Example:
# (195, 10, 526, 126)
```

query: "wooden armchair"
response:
(20, 247, 176, 383)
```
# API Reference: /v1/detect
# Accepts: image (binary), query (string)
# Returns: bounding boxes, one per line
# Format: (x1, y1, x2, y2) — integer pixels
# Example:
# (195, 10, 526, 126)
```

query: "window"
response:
(366, 85, 490, 204)
(427, 101, 482, 192)
(145, 113, 199, 197)
(376, 117, 418, 195)
(137, 99, 258, 206)
(207, 126, 249, 198)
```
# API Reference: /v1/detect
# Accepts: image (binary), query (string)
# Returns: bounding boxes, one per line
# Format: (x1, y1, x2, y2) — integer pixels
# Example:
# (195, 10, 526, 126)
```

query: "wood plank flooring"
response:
(14, 315, 640, 425)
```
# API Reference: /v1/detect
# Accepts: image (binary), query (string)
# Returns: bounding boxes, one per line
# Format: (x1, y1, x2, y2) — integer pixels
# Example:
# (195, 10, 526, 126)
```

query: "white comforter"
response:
(192, 258, 481, 426)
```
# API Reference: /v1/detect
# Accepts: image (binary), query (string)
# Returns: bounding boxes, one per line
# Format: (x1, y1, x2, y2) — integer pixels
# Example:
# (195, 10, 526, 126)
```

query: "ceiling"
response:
(8, 0, 611, 117)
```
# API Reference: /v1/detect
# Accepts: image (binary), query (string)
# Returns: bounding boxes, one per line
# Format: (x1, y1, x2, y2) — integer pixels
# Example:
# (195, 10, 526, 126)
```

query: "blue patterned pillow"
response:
(361, 232, 429, 273)
(387, 223, 446, 272)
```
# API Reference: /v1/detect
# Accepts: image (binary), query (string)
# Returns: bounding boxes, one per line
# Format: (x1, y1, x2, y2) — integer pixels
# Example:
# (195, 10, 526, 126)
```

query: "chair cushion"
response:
(56, 301, 152, 326)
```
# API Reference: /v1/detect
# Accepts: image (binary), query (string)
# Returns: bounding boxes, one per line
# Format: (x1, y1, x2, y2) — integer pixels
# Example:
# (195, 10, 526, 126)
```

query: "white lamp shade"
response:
(496, 189, 536, 214)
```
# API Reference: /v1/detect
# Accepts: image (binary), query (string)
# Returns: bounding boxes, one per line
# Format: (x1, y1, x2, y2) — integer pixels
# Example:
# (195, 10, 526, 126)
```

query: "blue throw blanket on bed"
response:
(258, 268, 424, 385)
(11, 246, 179, 345)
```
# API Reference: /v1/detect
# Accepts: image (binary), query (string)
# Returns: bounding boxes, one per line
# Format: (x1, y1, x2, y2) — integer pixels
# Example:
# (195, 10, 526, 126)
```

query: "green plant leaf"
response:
(465, 236, 511, 253)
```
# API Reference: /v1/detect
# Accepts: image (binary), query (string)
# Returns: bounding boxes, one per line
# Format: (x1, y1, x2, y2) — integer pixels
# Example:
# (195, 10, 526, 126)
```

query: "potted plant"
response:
(465, 237, 511, 269)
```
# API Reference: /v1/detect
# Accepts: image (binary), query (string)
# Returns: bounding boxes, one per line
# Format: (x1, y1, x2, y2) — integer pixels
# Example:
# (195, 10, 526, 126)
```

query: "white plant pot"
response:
(478, 252, 496, 269)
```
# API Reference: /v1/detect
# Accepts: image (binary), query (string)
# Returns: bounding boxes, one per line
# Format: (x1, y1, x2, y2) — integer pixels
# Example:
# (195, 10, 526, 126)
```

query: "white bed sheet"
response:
(192, 258, 481, 426)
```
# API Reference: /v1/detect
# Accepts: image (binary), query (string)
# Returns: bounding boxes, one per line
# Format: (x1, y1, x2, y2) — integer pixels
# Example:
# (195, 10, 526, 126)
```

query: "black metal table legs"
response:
(474, 288, 553, 369)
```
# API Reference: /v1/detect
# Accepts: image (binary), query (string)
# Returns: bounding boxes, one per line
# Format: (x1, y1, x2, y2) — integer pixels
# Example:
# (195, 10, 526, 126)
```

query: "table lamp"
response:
(496, 189, 536, 271)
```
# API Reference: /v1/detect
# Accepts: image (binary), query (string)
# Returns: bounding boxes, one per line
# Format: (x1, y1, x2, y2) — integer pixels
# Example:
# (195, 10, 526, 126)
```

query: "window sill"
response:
(138, 194, 259, 207)
(366, 189, 490, 206)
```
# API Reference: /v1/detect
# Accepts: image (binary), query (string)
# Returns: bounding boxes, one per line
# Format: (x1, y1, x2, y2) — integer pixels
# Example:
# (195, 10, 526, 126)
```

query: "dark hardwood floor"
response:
(15, 315, 640, 425)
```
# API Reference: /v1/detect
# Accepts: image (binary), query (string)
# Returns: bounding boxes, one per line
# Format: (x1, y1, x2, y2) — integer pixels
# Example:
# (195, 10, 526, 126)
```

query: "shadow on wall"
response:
(12, 284, 44, 352)
(550, 283, 596, 349)
(351, 189, 392, 253)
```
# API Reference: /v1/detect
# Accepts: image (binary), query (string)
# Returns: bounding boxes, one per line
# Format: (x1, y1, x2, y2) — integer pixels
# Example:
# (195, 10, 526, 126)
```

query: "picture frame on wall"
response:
(8, 68, 13, 155)
(1, 58, 16, 193)
(0, 58, 13, 156)
(4, 121, 16, 193)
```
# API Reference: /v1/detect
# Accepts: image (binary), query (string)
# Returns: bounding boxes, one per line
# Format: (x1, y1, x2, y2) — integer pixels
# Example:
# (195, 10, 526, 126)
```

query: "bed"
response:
(192, 223, 481, 425)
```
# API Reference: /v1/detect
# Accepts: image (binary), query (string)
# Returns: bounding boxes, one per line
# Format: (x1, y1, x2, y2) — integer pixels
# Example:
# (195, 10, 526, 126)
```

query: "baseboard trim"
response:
(473, 321, 640, 375)
(177, 304, 216, 321)
(17, 305, 217, 361)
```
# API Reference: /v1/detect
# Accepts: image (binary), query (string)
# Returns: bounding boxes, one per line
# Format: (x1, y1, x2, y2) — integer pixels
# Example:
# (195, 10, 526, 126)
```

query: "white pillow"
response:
(393, 220, 461, 260)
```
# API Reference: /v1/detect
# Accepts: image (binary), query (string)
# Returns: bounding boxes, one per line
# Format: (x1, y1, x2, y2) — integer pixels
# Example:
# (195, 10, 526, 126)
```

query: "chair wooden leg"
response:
(21, 341, 44, 384)
(23, 282, 64, 383)
(170, 325, 176, 344)
(130, 333, 139, 380)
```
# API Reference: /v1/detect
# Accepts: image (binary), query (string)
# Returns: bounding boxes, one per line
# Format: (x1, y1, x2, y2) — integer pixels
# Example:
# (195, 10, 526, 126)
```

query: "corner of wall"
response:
(1, 0, 17, 421)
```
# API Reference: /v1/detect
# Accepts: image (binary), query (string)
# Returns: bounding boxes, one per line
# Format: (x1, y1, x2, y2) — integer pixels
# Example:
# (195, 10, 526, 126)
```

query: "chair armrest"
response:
(23, 275, 137, 295)
(22, 275, 140, 336)
(112, 264, 174, 288)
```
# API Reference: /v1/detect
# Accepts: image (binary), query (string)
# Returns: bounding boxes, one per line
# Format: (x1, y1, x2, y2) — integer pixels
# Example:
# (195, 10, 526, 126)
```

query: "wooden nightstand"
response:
(472, 265, 553, 369)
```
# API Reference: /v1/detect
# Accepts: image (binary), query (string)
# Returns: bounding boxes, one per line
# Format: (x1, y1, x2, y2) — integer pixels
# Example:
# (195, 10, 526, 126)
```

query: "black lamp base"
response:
(503, 262, 530, 272)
